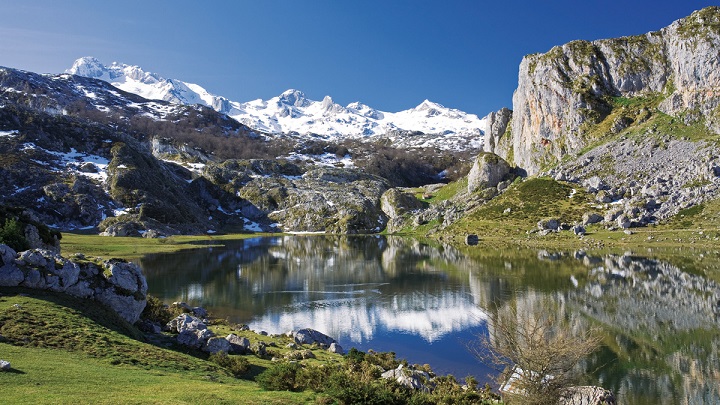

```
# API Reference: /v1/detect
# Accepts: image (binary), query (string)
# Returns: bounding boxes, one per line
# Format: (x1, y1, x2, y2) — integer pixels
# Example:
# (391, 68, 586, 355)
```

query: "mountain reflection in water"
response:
(140, 236, 720, 405)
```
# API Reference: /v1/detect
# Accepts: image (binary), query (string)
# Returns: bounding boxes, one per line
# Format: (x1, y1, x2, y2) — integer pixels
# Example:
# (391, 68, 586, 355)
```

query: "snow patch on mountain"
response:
(67, 57, 487, 150)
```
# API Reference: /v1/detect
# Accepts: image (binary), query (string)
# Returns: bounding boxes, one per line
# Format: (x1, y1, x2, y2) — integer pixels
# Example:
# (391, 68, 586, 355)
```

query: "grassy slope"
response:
(60, 233, 274, 260)
(0, 289, 317, 404)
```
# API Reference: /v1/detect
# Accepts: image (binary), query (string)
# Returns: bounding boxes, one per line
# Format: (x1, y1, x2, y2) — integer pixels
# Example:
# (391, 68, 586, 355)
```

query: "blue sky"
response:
(0, 1, 716, 115)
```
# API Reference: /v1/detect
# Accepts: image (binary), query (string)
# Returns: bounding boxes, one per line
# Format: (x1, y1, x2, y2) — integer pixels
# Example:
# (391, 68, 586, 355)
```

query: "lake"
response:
(140, 235, 720, 404)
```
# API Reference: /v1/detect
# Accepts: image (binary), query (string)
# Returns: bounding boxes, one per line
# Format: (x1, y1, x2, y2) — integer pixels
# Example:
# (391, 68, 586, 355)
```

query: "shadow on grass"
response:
(0, 286, 267, 382)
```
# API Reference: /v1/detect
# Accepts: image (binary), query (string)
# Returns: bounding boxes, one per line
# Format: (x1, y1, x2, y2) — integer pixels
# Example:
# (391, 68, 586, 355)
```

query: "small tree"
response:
(475, 296, 602, 405)
(0, 218, 30, 252)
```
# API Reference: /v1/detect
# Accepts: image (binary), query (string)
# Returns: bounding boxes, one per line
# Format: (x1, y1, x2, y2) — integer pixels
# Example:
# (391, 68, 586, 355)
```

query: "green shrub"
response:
(0, 218, 30, 252)
(140, 295, 174, 325)
(209, 352, 250, 378)
(256, 362, 302, 391)
(323, 371, 407, 405)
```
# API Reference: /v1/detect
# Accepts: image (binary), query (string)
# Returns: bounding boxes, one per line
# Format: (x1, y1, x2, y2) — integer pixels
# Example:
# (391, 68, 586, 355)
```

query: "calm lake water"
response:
(140, 235, 720, 405)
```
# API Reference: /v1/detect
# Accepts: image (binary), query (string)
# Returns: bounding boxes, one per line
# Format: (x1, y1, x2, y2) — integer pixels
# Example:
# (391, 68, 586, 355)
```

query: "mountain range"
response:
(67, 57, 488, 150)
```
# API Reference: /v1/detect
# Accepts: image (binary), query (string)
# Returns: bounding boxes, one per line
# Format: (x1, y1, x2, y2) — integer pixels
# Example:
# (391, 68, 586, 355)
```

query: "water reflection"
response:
(140, 236, 720, 404)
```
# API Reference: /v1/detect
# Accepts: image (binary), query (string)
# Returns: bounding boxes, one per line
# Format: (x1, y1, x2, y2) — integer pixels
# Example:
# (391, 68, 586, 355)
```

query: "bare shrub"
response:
(474, 295, 602, 405)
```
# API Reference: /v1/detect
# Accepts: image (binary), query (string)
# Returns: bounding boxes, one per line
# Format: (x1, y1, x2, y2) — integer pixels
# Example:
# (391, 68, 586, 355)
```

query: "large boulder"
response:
(467, 152, 512, 193)
(203, 336, 232, 354)
(380, 189, 426, 219)
(226, 334, 250, 354)
(0, 264, 24, 287)
(293, 328, 337, 348)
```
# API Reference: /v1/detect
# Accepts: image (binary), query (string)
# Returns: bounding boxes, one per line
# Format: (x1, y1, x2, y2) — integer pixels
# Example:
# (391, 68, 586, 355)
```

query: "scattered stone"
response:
(203, 336, 232, 354)
(537, 218, 560, 232)
(572, 225, 586, 236)
(582, 212, 603, 225)
(328, 342, 344, 355)
(381, 364, 433, 391)
(226, 334, 250, 354)
(178, 328, 214, 349)
(285, 350, 316, 360)
(192, 306, 208, 318)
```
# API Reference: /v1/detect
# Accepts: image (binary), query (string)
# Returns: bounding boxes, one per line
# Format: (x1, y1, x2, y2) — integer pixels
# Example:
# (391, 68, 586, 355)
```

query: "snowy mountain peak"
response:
(416, 99, 443, 110)
(67, 57, 489, 150)
(68, 56, 106, 78)
(278, 89, 309, 107)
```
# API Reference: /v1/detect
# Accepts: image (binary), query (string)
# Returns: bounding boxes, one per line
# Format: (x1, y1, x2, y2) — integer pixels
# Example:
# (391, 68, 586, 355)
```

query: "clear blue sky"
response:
(0, 1, 716, 115)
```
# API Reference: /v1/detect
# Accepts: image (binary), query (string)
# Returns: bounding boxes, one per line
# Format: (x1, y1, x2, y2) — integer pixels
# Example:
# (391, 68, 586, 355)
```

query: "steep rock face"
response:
(480, 107, 513, 157)
(506, 7, 720, 174)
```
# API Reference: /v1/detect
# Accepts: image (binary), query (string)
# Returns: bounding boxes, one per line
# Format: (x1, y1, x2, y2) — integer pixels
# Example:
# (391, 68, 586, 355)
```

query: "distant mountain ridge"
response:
(67, 57, 489, 148)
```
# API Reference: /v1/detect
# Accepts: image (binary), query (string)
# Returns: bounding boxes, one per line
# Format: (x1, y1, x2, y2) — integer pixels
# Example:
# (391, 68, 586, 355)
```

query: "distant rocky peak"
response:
(415, 99, 444, 111)
(67, 56, 106, 78)
(278, 89, 309, 107)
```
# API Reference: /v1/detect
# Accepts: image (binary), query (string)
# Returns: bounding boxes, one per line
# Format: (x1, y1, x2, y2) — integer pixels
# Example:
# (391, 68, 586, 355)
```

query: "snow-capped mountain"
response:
(67, 57, 488, 150)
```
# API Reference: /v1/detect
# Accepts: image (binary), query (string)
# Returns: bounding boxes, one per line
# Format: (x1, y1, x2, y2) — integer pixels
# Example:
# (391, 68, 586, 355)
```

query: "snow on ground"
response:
(160, 158, 206, 175)
(20, 142, 110, 182)
(282, 152, 355, 168)
(0, 130, 18, 137)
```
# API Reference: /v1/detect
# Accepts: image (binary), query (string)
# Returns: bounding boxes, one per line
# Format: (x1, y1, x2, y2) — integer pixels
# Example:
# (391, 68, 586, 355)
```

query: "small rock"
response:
(0, 360, 10, 371)
(572, 225, 586, 236)
(328, 342, 344, 355)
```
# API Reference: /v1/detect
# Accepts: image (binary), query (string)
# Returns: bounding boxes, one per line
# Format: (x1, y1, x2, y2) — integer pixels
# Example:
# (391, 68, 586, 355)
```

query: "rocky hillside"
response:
(0, 67, 397, 235)
(491, 7, 720, 175)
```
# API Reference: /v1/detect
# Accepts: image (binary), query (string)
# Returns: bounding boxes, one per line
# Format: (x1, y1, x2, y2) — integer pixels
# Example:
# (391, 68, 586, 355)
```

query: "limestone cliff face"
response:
(504, 7, 720, 174)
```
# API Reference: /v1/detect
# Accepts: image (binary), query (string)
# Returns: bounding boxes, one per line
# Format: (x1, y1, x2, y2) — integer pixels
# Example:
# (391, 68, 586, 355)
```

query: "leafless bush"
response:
(474, 295, 602, 405)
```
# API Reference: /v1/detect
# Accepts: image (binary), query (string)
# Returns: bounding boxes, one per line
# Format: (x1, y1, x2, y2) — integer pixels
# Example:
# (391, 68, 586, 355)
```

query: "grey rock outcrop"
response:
(380, 189, 426, 219)
(226, 334, 250, 354)
(481, 107, 513, 157)
(381, 364, 433, 391)
(203, 336, 232, 354)
(328, 342, 344, 355)
(293, 328, 338, 348)
(504, 7, 720, 174)
(235, 167, 389, 234)
(467, 152, 512, 193)
(0, 245, 147, 323)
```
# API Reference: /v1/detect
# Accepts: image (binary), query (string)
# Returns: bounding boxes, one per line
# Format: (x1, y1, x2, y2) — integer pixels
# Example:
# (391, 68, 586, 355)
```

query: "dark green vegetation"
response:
(255, 348, 499, 404)
(0, 205, 61, 251)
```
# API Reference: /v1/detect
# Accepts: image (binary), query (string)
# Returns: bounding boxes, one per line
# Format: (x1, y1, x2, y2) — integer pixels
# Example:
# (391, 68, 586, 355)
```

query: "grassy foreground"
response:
(0, 288, 313, 404)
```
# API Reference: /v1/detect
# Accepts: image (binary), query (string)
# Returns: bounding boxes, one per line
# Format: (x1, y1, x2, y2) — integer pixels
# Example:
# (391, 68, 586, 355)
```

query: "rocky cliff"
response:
(504, 7, 720, 174)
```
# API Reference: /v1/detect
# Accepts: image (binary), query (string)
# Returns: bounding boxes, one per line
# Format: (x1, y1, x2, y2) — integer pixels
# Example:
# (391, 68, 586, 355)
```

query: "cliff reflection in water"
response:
(141, 236, 487, 343)
(140, 236, 720, 405)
